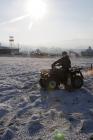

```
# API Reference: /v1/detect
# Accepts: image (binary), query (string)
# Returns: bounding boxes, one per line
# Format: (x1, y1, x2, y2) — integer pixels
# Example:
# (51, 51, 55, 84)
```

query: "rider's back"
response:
(60, 55, 71, 70)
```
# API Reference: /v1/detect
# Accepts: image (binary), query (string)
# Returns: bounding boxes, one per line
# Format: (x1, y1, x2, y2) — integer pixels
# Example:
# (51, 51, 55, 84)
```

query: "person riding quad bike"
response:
(51, 51, 71, 88)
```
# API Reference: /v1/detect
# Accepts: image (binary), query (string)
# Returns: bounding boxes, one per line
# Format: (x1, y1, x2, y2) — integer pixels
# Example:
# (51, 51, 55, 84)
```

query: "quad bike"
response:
(39, 65, 84, 91)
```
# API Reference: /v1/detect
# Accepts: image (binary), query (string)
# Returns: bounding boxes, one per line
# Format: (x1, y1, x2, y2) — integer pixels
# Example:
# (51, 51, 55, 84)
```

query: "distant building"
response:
(81, 46, 93, 57)
(0, 45, 19, 55)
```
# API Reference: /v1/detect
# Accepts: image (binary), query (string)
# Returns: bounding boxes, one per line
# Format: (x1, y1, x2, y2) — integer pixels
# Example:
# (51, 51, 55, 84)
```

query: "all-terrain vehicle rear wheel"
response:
(46, 78, 60, 90)
(72, 75, 83, 89)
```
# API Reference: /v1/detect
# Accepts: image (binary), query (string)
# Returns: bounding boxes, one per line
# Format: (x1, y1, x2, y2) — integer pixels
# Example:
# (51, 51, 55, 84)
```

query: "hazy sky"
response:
(0, 0, 93, 48)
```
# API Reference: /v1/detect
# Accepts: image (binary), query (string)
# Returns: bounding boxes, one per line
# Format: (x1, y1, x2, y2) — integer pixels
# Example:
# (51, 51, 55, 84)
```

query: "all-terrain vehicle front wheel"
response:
(72, 75, 83, 89)
(46, 78, 60, 90)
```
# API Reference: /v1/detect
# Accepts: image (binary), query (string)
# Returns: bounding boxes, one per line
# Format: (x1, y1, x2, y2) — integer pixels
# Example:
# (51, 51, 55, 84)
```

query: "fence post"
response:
(91, 64, 92, 70)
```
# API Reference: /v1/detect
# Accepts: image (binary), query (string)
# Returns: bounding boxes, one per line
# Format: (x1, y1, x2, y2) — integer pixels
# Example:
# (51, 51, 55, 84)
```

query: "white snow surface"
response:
(0, 57, 93, 140)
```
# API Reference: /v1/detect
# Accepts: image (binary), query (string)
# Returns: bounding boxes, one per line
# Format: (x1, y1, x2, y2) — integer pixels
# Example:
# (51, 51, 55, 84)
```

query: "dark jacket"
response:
(52, 55, 71, 70)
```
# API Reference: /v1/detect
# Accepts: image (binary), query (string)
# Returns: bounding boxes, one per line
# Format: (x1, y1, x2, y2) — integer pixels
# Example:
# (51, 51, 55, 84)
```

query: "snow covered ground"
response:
(0, 57, 93, 140)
